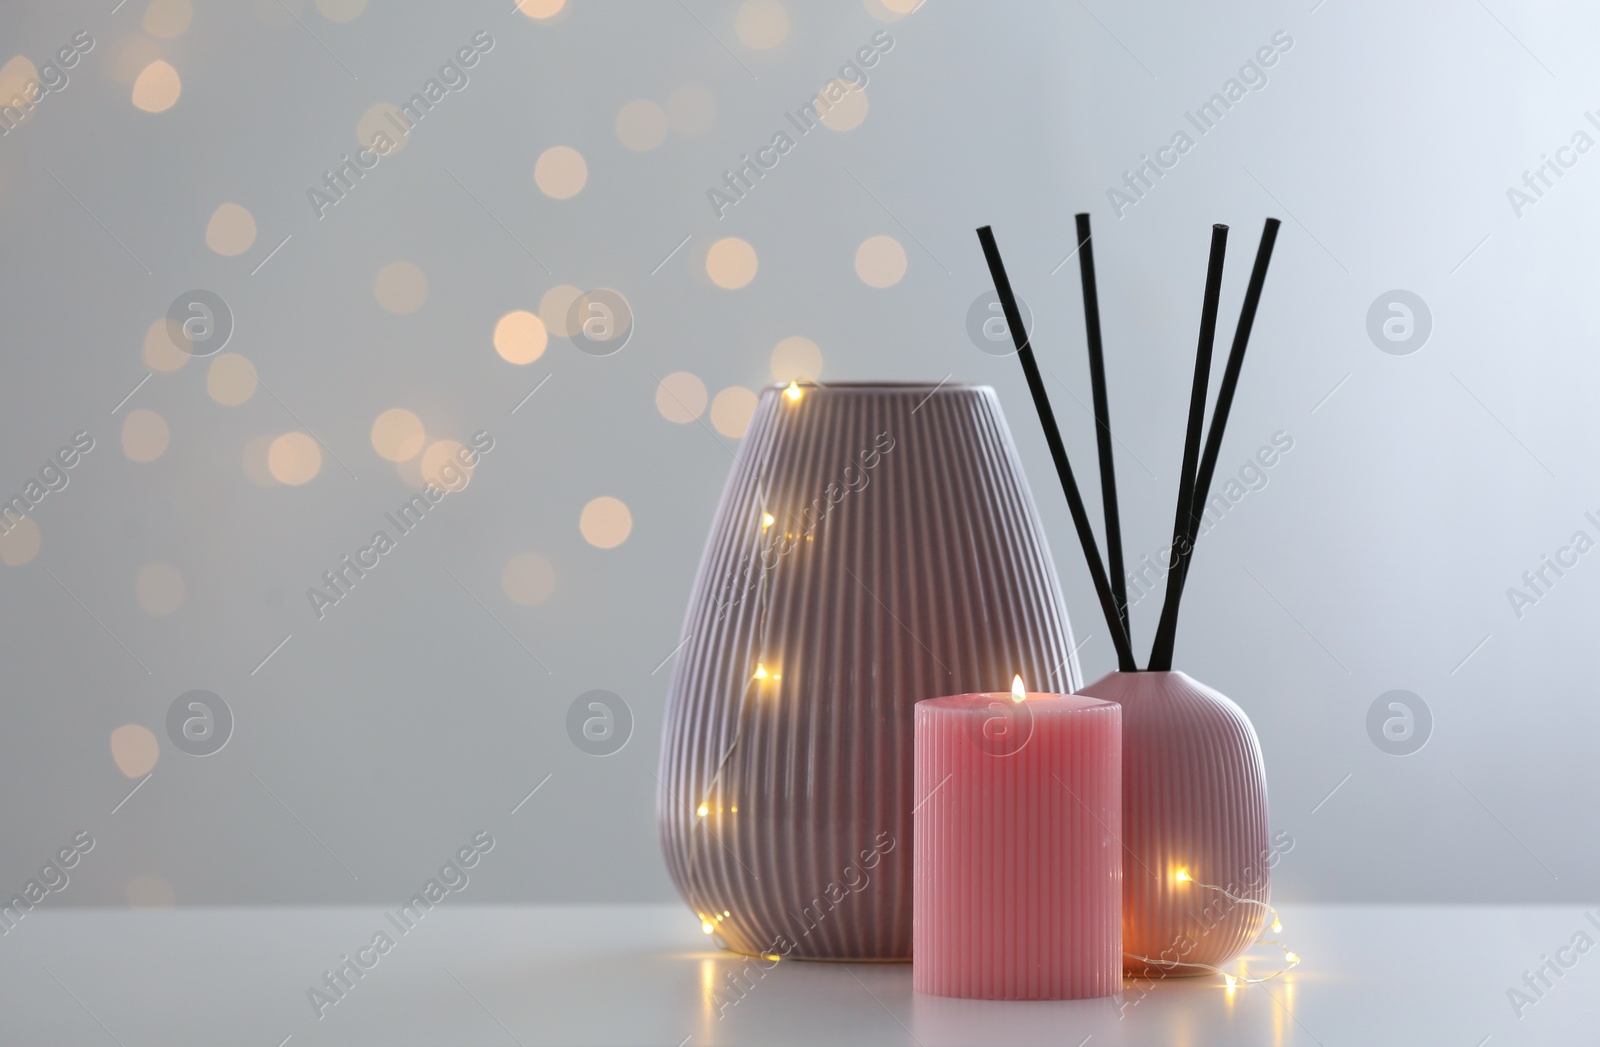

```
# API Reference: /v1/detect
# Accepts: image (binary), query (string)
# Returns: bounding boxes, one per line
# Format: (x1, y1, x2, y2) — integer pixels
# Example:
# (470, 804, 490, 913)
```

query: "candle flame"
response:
(1011, 674, 1026, 703)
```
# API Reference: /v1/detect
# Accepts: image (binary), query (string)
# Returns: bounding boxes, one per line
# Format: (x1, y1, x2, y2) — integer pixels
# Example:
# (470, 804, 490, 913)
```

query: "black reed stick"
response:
(1148, 224, 1229, 671)
(1074, 212, 1130, 646)
(1155, 218, 1281, 665)
(977, 225, 1137, 672)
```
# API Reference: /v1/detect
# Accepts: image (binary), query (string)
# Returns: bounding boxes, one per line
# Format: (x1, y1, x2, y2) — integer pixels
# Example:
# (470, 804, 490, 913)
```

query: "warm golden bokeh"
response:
(817, 80, 868, 131)
(580, 496, 633, 549)
(136, 562, 185, 616)
(315, 0, 366, 21)
(374, 261, 428, 314)
(501, 552, 556, 605)
(770, 336, 824, 382)
(122, 409, 170, 463)
(0, 517, 40, 566)
(132, 60, 182, 112)
(421, 439, 473, 490)
(370, 408, 425, 462)
(665, 84, 717, 137)
(110, 725, 160, 778)
(205, 203, 257, 256)
(711, 387, 759, 438)
(143, 0, 193, 38)
(706, 237, 758, 289)
(539, 284, 582, 338)
(494, 310, 548, 364)
(241, 434, 279, 488)
(206, 353, 257, 405)
(655, 371, 708, 424)
(268, 432, 322, 485)
(0, 57, 39, 111)
(535, 145, 588, 199)
(864, 0, 915, 20)
(357, 103, 408, 154)
(616, 99, 669, 152)
(516, 0, 566, 18)
(143, 317, 191, 372)
(736, 0, 789, 49)
(854, 234, 907, 287)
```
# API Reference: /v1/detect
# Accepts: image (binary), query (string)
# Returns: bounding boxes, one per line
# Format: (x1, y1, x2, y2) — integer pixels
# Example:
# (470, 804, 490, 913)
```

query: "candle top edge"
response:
(915, 692, 1118, 713)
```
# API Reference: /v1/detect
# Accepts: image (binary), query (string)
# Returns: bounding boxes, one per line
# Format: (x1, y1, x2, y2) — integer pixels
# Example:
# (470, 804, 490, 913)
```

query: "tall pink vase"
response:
(657, 383, 1082, 960)
(1076, 671, 1270, 976)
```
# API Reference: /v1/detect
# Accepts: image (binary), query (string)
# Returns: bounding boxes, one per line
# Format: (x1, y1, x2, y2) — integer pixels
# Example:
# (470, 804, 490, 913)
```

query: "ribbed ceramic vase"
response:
(658, 382, 1082, 960)
(1076, 671, 1270, 976)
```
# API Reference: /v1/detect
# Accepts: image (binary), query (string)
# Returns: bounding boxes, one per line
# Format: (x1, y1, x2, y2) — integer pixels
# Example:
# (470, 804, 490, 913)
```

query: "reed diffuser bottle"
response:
(977, 214, 1290, 979)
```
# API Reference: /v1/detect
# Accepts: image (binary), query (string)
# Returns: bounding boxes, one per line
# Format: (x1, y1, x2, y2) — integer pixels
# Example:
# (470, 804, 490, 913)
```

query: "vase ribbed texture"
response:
(1076, 671, 1270, 976)
(658, 383, 1081, 960)
(912, 695, 1121, 999)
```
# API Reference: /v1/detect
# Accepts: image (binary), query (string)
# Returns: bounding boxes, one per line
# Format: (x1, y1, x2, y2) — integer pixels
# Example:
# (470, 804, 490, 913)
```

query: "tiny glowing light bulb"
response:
(723, 910, 730, 917)
(1175, 868, 1191, 883)
(1224, 974, 1237, 990)
(702, 921, 714, 934)
(784, 381, 803, 402)
(1011, 674, 1026, 703)
(761, 513, 775, 529)
(753, 663, 769, 680)
(1272, 918, 1282, 933)
(696, 803, 709, 818)
(1285, 951, 1300, 965)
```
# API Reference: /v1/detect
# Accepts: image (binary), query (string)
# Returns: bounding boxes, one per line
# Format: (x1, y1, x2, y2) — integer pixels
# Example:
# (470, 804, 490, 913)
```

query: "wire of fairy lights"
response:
(1123, 867, 1301, 987)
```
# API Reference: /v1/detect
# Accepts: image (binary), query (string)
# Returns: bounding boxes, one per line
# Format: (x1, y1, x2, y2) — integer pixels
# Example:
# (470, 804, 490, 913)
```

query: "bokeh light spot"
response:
(516, 0, 566, 18)
(539, 285, 582, 338)
(854, 234, 907, 287)
(817, 79, 868, 131)
(655, 371, 708, 423)
(143, 317, 190, 372)
(535, 145, 588, 199)
(268, 432, 322, 485)
(206, 353, 258, 405)
(132, 60, 182, 112)
(143, 0, 193, 38)
(706, 237, 758, 289)
(580, 496, 632, 549)
(370, 408, 425, 462)
(205, 203, 257, 257)
(111, 725, 160, 778)
(711, 387, 759, 438)
(736, 0, 789, 49)
(502, 552, 556, 605)
(770, 336, 823, 382)
(122, 409, 170, 463)
(494, 310, 548, 364)
(616, 99, 669, 152)
(374, 261, 428, 315)
(0, 517, 40, 566)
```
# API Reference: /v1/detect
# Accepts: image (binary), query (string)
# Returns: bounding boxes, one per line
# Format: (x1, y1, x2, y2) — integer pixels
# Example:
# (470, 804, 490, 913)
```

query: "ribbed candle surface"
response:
(658, 384, 1082, 960)
(1076, 671, 1270, 976)
(913, 692, 1121, 1000)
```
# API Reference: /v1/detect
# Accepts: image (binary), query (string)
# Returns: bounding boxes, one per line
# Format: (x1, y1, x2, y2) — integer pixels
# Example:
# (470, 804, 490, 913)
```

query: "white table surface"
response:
(2, 904, 1595, 1046)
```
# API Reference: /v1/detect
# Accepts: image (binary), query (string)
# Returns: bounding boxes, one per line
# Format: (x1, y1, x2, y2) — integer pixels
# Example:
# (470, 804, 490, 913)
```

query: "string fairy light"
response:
(1123, 866, 1300, 985)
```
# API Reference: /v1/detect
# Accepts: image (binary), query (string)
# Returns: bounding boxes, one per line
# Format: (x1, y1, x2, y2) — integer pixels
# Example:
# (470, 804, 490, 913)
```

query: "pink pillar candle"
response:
(913, 680, 1121, 999)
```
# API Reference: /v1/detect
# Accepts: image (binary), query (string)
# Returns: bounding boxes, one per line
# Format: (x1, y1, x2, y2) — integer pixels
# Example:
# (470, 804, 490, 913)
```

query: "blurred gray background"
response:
(0, 0, 1593, 910)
